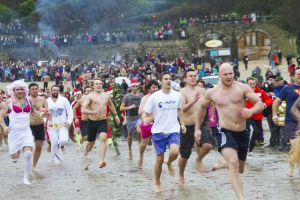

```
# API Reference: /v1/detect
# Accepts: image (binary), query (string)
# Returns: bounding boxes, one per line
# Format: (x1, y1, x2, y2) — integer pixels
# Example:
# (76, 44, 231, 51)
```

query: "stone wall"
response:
(1, 40, 192, 63)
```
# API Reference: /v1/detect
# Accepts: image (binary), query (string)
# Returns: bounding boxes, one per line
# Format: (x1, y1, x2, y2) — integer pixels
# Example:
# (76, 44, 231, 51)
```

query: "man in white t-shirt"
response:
(144, 72, 186, 193)
(47, 85, 73, 165)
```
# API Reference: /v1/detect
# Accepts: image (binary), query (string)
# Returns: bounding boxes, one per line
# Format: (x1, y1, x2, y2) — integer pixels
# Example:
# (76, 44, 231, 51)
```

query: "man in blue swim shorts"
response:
(144, 72, 186, 193)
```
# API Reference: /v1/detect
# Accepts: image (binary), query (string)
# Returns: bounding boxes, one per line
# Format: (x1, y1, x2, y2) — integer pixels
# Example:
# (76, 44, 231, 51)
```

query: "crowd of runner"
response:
(0, 54, 300, 200)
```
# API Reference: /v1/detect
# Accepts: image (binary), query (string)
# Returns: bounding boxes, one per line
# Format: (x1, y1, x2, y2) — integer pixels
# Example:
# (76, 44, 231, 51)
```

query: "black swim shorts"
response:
(216, 127, 249, 161)
(180, 124, 212, 159)
(87, 119, 108, 142)
(80, 120, 89, 137)
(30, 123, 45, 141)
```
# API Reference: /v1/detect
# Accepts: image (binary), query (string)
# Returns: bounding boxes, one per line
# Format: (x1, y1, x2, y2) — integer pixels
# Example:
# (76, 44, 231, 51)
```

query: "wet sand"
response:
(0, 126, 299, 200)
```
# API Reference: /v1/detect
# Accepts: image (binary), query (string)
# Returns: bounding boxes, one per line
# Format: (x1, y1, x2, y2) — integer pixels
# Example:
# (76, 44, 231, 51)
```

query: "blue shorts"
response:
(152, 132, 180, 155)
(126, 118, 142, 134)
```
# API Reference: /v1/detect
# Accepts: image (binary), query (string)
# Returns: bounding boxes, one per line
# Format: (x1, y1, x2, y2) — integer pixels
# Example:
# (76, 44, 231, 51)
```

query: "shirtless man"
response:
(82, 78, 120, 168)
(28, 83, 49, 171)
(178, 69, 213, 187)
(194, 63, 264, 200)
(137, 80, 159, 168)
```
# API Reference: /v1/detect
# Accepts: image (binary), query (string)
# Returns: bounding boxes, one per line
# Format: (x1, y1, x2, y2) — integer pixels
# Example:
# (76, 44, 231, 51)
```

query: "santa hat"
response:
(74, 88, 82, 95)
(130, 79, 139, 87)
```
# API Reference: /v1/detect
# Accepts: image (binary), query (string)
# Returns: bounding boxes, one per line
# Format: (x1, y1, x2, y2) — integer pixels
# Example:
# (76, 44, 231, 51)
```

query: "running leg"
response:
(23, 147, 33, 185)
(221, 147, 244, 200)
(99, 132, 107, 168)
(166, 144, 179, 177)
(154, 154, 164, 192)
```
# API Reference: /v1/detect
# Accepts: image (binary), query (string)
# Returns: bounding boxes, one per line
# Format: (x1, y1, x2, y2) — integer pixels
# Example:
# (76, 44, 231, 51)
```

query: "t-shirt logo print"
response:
(158, 102, 163, 108)
(50, 108, 64, 117)
(158, 100, 177, 111)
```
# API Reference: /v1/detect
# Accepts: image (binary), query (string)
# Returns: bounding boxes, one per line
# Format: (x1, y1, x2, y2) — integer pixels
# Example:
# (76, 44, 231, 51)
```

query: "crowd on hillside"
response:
(0, 13, 263, 49)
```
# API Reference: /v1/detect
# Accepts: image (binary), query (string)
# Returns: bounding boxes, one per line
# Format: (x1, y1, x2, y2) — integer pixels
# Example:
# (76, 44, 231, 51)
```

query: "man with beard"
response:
(28, 83, 49, 171)
(47, 85, 73, 165)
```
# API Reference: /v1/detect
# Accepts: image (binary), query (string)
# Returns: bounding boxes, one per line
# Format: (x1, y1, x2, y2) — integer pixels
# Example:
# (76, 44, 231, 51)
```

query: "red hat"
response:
(74, 88, 82, 95)
(130, 79, 139, 87)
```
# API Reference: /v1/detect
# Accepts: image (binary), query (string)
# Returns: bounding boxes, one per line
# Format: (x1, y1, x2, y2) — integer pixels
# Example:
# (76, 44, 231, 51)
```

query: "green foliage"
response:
(17, 0, 35, 16)
(0, 4, 13, 23)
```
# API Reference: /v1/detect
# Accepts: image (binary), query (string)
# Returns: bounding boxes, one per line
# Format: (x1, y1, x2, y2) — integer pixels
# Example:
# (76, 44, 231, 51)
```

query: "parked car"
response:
(202, 75, 220, 86)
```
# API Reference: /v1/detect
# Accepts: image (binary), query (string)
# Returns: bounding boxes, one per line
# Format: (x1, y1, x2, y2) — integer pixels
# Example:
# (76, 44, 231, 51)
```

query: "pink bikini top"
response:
(8, 99, 31, 113)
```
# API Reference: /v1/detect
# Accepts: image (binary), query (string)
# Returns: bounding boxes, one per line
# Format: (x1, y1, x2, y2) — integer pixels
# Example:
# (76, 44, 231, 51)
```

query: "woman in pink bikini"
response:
(0, 80, 34, 185)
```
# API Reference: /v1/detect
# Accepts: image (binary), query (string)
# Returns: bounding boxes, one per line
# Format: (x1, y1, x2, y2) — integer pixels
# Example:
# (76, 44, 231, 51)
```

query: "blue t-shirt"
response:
(278, 85, 300, 123)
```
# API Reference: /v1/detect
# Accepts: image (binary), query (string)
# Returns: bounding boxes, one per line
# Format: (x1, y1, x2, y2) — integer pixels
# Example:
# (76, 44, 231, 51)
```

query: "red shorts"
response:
(140, 122, 153, 139)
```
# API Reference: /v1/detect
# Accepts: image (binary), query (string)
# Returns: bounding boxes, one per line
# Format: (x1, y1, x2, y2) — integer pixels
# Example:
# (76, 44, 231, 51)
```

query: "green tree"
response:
(18, 0, 35, 16)
(0, 4, 13, 23)
(276, 0, 300, 53)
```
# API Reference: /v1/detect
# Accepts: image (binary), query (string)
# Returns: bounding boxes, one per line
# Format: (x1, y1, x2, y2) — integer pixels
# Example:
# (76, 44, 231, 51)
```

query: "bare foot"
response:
(32, 166, 37, 172)
(178, 176, 184, 188)
(155, 184, 162, 193)
(167, 164, 175, 177)
(129, 153, 133, 160)
(286, 171, 294, 177)
(99, 161, 107, 168)
(196, 160, 209, 173)
(137, 158, 143, 169)
(212, 159, 227, 171)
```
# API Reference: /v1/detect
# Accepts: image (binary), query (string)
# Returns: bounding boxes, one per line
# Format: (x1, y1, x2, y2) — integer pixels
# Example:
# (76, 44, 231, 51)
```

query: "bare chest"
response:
(212, 90, 244, 107)
(91, 95, 108, 107)
(30, 98, 44, 110)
